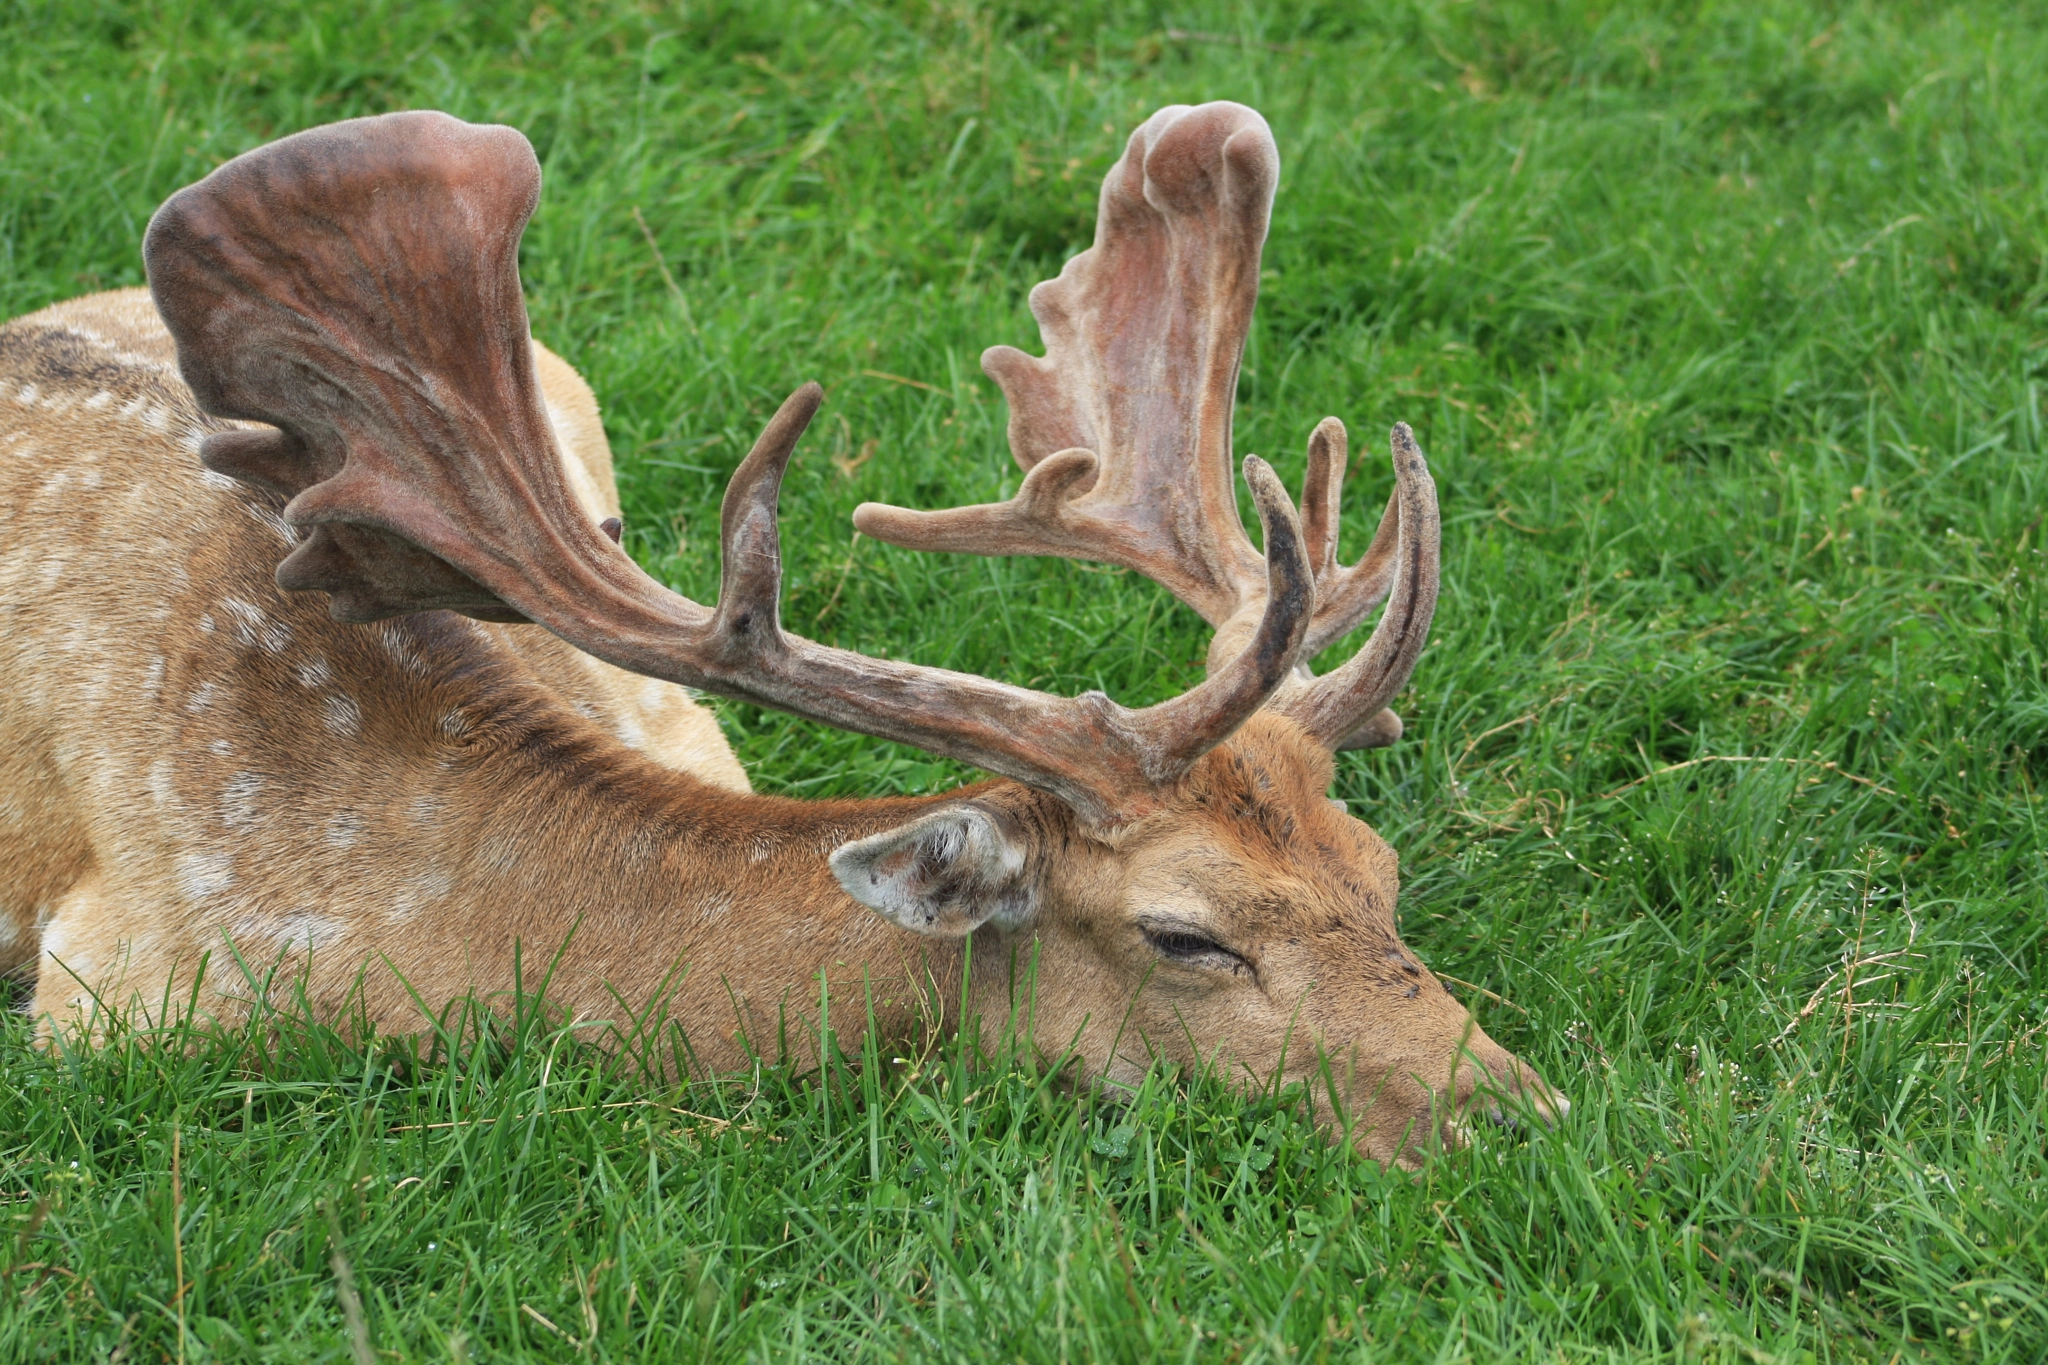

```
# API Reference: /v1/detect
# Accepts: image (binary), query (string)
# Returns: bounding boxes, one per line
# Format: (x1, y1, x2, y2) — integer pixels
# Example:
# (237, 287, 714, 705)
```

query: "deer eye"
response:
(1142, 924, 1249, 973)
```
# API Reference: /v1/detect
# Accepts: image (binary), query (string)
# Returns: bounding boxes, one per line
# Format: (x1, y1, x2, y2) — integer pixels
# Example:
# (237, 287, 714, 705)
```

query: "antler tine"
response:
(855, 102, 1279, 632)
(147, 111, 1316, 828)
(712, 382, 823, 652)
(1297, 417, 1403, 659)
(1300, 417, 1346, 582)
(1276, 423, 1440, 749)
(1142, 455, 1315, 772)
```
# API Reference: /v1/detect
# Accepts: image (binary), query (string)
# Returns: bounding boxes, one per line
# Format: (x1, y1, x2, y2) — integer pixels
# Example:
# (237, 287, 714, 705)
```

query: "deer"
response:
(0, 100, 1561, 1165)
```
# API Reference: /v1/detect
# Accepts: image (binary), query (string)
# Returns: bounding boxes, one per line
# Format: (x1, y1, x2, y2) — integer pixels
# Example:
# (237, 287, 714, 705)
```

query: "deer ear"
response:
(830, 804, 1038, 937)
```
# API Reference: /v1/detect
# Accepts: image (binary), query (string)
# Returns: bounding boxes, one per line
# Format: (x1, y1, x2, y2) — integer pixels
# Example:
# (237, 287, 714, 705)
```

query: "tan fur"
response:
(0, 291, 1553, 1165)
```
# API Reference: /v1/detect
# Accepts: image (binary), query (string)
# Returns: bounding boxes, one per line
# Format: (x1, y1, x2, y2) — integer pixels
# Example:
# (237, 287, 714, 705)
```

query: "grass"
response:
(3, 0, 2046, 1358)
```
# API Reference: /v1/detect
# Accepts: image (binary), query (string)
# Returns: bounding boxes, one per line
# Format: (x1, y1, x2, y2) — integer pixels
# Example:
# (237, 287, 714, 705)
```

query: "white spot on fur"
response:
(477, 835, 520, 872)
(186, 682, 221, 713)
(199, 470, 238, 492)
(198, 613, 216, 634)
(209, 738, 233, 756)
(148, 757, 177, 807)
(277, 914, 343, 952)
(322, 694, 361, 736)
(142, 656, 166, 700)
(223, 597, 290, 653)
(402, 867, 455, 912)
(697, 891, 735, 924)
(222, 598, 262, 646)
(377, 625, 428, 678)
(39, 919, 90, 983)
(236, 911, 343, 953)
(61, 322, 177, 375)
(296, 655, 331, 689)
(219, 772, 264, 830)
(326, 810, 364, 849)
(14, 384, 38, 406)
(178, 850, 236, 901)
(621, 827, 660, 867)
(84, 390, 113, 410)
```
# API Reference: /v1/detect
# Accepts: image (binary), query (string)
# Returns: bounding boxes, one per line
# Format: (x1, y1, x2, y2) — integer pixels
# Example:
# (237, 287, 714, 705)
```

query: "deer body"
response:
(1, 104, 1562, 1165)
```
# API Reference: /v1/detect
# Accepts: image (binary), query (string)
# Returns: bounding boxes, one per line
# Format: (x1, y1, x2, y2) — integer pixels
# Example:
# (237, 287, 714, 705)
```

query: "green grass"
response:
(4, 0, 2046, 1359)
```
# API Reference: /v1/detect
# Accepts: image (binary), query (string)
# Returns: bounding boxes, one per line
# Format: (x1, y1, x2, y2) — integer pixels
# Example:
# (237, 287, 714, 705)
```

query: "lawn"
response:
(3, 0, 2045, 1359)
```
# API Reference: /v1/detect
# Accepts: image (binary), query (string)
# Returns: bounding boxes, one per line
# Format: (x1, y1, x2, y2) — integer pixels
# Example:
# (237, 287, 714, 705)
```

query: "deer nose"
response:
(1454, 1042, 1568, 1133)
(1476, 1087, 1570, 1132)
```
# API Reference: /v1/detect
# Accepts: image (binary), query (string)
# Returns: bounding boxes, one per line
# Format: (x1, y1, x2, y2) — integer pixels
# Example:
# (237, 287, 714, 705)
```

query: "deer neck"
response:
(326, 696, 1044, 1072)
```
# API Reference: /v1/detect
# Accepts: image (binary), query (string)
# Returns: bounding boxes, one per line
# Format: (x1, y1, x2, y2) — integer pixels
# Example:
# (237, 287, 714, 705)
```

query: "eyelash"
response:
(1143, 926, 1249, 974)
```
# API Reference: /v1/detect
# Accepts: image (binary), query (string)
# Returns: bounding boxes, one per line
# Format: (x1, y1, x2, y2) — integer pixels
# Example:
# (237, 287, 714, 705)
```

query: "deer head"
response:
(144, 103, 1561, 1164)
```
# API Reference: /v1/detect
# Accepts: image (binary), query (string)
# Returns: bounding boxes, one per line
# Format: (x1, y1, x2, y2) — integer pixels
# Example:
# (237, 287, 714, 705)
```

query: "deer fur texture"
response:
(0, 102, 1561, 1166)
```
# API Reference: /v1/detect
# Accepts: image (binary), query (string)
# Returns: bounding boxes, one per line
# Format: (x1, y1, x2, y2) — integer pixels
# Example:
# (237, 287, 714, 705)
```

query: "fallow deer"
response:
(0, 101, 1560, 1164)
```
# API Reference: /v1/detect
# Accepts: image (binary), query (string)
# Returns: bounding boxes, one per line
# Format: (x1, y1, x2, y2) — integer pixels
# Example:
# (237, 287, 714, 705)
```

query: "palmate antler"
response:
(142, 111, 1317, 827)
(854, 103, 1438, 751)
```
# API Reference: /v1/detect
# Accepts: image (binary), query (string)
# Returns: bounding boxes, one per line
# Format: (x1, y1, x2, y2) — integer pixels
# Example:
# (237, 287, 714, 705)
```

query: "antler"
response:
(1273, 421, 1440, 750)
(855, 102, 1273, 629)
(852, 102, 1435, 751)
(143, 111, 1314, 827)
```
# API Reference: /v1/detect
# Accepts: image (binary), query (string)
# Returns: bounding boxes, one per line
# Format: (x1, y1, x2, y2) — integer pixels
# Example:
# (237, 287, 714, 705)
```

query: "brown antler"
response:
(1298, 416, 1403, 660)
(852, 103, 1435, 751)
(143, 111, 1315, 827)
(1273, 422, 1440, 749)
(146, 112, 559, 625)
(854, 102, 1275, 630)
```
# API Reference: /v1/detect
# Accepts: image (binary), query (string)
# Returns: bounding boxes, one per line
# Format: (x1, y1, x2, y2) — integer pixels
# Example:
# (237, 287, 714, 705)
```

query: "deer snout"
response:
(1343, 1026, 1566, 1166)
(1447, 1028, 1567, 1140)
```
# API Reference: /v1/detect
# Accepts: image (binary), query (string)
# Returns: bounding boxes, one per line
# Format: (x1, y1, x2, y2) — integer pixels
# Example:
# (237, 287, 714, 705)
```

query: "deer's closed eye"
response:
(1143, 924, 1250, 975)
